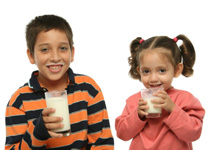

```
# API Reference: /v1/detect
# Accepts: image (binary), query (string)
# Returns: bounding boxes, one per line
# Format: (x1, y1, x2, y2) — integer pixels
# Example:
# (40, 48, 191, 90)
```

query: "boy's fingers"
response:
(48, 131, 63, 138)
(45, 122, 64, 130)
(43, 116, 63, 123)
(42, 108, 55, 116)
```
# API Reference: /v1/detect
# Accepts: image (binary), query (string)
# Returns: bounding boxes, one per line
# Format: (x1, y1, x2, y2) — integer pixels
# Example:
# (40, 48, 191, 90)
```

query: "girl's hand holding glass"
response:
(138, 98, 149, 120)
(152, 90, 175, 113)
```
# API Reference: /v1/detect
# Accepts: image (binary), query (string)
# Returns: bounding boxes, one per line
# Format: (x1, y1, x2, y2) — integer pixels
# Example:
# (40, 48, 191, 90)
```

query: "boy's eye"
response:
(60, 46, 68, 51)
(40, 48, 48, 52)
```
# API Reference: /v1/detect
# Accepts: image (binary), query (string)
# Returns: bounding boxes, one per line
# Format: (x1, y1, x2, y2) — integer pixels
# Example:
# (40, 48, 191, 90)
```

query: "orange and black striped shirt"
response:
(5, 68, 114, 150)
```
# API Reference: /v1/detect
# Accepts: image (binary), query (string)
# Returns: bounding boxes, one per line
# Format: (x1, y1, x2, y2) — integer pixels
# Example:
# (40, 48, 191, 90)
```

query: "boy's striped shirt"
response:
(5, 68, 114, 150)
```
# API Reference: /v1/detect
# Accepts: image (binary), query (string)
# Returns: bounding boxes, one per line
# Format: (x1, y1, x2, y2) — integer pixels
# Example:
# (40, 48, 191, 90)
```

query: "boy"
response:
(5, 14, 114, 150)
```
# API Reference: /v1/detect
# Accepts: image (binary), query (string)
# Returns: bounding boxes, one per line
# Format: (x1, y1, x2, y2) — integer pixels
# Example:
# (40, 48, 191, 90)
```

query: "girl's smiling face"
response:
(27, 29, 74, 86)
(137, 48, 182, 91)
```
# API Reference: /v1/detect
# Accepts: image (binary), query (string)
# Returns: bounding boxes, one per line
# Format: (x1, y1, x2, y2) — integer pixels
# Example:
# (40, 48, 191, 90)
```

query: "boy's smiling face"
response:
(27, 29, 74, 87)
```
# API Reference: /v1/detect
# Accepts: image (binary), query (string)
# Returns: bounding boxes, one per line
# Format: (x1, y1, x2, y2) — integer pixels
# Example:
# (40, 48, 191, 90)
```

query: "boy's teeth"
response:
(49, 66, 60, 70)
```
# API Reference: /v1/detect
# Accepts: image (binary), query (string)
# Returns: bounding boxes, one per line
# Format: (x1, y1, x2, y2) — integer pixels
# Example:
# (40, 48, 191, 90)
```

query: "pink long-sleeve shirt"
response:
(115, 88, 205, 150)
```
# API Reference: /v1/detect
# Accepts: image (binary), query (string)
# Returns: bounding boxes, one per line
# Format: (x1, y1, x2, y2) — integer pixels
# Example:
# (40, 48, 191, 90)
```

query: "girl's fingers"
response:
(151, 98, 164, 104)
(154, 91, 167, 99)
(139, 111, 148, 116)
(139, 99, 147, 105)
(139, 105, 149, 110)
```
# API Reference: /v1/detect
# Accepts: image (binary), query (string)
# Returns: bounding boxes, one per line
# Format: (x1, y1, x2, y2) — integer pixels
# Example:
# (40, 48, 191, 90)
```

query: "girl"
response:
(115, 35, 205, 150)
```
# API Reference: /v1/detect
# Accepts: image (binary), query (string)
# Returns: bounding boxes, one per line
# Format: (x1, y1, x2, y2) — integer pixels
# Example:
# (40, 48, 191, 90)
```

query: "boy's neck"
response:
(37, 73, 68, 91)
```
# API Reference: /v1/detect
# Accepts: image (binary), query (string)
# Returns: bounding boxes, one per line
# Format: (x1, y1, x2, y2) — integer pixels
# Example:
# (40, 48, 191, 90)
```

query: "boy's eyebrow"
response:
(38, 42, 69, 47)
(60, 42, 70, 45)
(38, 43, 49, 47)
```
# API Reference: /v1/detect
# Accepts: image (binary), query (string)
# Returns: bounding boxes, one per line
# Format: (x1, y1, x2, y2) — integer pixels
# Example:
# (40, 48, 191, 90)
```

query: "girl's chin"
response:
(148, 85, 163, 89)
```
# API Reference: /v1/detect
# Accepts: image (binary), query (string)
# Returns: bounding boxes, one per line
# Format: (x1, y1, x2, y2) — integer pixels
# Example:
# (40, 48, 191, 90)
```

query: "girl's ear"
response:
(27, 49, 35, 64)
(174, 63, 183, 78)
(136, 66, 140, 75)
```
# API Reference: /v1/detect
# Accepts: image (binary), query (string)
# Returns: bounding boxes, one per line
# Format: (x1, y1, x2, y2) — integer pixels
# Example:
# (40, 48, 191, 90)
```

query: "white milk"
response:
(46, 97, 70, 133)
(141, 88, 163, 118)
(145, 96, 162, 114)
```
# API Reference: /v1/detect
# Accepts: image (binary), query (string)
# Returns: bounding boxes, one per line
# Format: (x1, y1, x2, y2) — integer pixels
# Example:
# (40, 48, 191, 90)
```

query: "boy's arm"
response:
(5, 105, 50, 150)
(87, 90, 114, 149)
(164, 94, 205, 142)
(86, 83, 114, 150)
(115, 99, 147, 141)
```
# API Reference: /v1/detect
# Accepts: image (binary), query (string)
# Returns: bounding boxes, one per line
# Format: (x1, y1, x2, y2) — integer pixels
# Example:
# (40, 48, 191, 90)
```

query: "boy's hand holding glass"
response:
(44, 90, 71, 137)
(42, 108, 64, 138)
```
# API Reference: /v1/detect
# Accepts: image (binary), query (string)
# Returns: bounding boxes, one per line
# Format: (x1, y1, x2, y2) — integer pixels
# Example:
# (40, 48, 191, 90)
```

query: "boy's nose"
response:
(50, 50, 60, 62)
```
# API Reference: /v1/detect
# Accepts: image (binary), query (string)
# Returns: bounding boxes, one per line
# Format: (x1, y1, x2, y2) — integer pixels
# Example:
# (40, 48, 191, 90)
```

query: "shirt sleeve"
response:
(85, 78, 114, 149)
(163, 92, 205, 142)
(5, 96, 50, 150)
(115, 95, 147, 141)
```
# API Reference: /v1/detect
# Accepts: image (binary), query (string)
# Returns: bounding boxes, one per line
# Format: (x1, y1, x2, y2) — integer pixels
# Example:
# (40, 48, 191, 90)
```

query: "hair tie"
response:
(139, 39, 144, 44)
(173, 37, 178, 42)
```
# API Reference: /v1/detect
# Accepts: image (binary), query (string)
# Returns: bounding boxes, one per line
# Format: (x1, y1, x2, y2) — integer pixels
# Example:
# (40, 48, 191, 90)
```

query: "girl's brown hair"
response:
(128, 35, 196, 80)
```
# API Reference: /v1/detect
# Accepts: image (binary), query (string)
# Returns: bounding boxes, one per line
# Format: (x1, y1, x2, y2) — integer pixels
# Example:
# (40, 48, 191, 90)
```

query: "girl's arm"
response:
(163, 93, 205, 142)
(115, 95, 147, 141)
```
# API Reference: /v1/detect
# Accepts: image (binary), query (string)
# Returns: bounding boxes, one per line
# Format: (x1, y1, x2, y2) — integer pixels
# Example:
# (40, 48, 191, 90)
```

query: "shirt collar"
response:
(28, 68, 76, 92)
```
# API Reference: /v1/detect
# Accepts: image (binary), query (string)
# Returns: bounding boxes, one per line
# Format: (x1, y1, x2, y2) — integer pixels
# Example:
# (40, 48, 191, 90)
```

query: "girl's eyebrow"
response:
(140, 66, 149, 69)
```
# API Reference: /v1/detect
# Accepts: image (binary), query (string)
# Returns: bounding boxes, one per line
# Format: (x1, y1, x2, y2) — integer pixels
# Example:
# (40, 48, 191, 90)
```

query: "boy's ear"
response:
(174, 63, 183, 78)
(27, 49, 35, 64)
(71, 47, 75, 62)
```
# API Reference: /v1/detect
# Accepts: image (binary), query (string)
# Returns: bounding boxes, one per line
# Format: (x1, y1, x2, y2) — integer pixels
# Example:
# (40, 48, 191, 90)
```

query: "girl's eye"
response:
(159, 69, 166, 73)
(142, 70, 149, 74)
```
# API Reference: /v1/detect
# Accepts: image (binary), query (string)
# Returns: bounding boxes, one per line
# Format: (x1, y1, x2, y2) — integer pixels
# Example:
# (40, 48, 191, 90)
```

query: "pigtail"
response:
(176, 34, 196, 77)
(128, 37, 142, 80)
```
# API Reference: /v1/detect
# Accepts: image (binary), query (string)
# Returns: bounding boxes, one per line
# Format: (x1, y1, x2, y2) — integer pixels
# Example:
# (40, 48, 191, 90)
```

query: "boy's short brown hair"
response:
(26, 14, 74, 55)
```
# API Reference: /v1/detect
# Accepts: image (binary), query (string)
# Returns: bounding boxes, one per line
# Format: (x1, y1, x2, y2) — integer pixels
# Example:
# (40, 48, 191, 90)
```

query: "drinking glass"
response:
(141, 87, 163, 118)
(45, 90, 71, 136)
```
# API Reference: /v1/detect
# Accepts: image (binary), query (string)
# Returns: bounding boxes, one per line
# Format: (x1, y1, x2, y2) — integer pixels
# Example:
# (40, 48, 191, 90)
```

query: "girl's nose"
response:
(149, 73, 158, 83)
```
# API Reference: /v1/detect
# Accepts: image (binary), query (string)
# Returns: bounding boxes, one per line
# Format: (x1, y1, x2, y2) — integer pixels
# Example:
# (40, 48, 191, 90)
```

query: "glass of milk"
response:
(141, 87, 164, 118)
(45, 90, 71, 136)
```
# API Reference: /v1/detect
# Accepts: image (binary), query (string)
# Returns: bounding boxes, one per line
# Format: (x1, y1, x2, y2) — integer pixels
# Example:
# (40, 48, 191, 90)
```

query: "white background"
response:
(0, 0, 214, 149)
